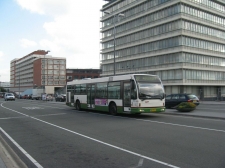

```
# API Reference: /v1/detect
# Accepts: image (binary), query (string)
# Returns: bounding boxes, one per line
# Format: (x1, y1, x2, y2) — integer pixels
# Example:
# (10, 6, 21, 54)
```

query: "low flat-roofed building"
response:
(66, 68, 102, 83)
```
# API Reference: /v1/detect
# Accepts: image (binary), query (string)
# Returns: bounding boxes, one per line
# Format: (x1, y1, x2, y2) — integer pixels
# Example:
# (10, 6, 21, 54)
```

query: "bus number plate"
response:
(151, 108, 156, 112)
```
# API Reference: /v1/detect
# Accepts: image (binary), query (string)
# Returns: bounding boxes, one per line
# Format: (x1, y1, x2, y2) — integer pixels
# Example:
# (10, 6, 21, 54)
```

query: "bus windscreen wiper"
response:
(139, 92, 154, 100)
(139, 92, 163, 100)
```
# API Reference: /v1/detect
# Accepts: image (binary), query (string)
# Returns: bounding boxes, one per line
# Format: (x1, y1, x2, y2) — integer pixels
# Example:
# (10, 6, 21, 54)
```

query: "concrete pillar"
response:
(66, 92, 71, 103)
(199, 87, 204, 100)
(217, 87, 221, 101)
(179, 86, 184, 94)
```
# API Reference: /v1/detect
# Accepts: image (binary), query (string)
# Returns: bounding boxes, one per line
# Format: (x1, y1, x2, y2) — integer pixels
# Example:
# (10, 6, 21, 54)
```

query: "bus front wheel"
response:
(109, 103, 117, 115)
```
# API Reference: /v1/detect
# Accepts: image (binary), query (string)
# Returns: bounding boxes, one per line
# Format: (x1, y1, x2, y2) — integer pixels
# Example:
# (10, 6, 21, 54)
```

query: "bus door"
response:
(123, 82, 131, 112)
(87, 84, 95, 109)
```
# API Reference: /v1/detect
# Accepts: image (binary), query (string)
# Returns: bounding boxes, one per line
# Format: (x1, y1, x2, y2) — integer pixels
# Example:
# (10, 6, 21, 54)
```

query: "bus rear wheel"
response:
(76, 101, 81, 111)
(109, 103, 117, 115)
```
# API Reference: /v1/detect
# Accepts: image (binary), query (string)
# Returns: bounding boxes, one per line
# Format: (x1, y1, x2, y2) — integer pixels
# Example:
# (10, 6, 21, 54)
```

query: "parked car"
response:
(4, 93, 15, 101)
(42, 94, 53, 101)
(0, 93, 4, 98)
(55, 94, 66, 102)
(22, 94, 29, 99)
(46, 94, 53, 101)
(165, 93, 200, 108)
(28, 94, 32, 99)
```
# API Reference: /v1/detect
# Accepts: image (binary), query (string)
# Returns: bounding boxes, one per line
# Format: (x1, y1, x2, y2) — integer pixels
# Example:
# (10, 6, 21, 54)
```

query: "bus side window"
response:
(75, 85, 81, 94)
(108, 82, 121, 99)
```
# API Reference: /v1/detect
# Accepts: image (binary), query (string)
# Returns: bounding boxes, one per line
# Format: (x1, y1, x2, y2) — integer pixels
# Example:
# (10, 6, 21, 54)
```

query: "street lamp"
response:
(43, 50, 50, 94)
(104, 11, 125, 75)
(18, 64, 20, 98)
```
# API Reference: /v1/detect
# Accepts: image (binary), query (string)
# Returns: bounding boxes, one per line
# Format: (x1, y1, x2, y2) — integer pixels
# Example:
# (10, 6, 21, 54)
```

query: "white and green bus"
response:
(66, 74, 165, 115)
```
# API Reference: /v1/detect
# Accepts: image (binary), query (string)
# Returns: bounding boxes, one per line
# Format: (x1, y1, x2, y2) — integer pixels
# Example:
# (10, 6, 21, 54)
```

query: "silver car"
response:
(4, 93, 15, 101)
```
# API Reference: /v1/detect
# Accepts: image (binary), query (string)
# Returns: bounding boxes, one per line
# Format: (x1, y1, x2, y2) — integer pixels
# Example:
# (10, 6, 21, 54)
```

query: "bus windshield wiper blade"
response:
(139, 92, 163, 100)
(150, 95, 164, 100)
(139, 92, 152, 101)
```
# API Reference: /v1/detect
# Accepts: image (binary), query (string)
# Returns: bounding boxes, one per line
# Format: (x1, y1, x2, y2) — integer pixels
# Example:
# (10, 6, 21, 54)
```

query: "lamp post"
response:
(43, 50, 50, 95)
(18, 64, 20, 98)
(104, 11, 125, 75)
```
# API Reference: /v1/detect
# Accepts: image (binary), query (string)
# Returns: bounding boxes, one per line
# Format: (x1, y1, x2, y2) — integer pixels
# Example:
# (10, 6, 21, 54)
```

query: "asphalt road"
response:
(0, 99, 225, 168)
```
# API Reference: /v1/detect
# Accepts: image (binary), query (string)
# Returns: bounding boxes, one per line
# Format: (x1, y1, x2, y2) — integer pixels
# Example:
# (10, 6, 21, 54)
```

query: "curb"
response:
(161, 112, 225, 120)
(0, 133, 27, 168)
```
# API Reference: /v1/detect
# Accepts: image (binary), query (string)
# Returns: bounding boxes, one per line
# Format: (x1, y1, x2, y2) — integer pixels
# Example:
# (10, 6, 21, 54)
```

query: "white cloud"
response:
(0, 52, 10, 82)
(0, 68, 10, 82)
(16, 0, 70, 15)
(0, 51, 4, 63)
(20, 39, 37, 48)
(0, 51, 3, 57)
(0, 51, 4, 61)
(16, 0, 106, 69)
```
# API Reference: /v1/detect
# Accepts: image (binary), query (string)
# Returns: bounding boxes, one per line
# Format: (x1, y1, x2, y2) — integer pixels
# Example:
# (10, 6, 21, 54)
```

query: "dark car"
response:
(165, 94, 200, 108)
(55, 94, 66, 102)
(28, 94, 32, 99)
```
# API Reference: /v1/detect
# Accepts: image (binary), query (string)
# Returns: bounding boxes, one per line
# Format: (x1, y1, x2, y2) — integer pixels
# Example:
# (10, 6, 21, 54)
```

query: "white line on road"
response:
(79, 110, 225, 133)
(0, 116, 26, 120)
(1, 103, 179, 168)
(0, 113, 66, 120)
(22, 104, 64, 109)
(12, 101, 65, 109)
(135, 118, 225, 133)
(150, 113, 225, 122)
(0, 127, 43, 168)
(196, 108, 225, 111)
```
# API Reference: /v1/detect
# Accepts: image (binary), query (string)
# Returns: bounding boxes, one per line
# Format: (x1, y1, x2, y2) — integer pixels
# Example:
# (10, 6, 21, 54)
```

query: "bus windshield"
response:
(137, 83, 164, 100)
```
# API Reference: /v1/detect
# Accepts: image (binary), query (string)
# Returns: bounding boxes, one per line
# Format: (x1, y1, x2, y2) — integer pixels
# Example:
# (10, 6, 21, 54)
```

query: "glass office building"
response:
(100, 0, 225, 100)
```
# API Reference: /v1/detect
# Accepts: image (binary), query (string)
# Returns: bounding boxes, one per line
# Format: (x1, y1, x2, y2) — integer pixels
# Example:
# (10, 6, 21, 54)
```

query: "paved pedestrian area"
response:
(164, 101, 225, 120)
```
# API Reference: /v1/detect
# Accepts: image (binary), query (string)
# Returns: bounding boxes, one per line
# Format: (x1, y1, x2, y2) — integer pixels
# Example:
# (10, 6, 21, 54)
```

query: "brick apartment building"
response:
(10, 50, 66, 94)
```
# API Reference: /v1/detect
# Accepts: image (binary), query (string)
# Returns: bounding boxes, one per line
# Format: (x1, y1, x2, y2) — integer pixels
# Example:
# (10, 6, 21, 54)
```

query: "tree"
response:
(0, 87, 6, 92)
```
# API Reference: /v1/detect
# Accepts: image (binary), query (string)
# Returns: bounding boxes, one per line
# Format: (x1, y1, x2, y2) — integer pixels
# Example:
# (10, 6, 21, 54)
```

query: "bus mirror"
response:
(130, 80, 135, 89)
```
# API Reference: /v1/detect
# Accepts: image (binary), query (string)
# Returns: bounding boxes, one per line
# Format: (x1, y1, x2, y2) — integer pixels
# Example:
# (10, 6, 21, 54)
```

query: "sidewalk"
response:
(164, 101, 225, 120)
(199, 100, 225, 105)
(0, 133, 27, 168)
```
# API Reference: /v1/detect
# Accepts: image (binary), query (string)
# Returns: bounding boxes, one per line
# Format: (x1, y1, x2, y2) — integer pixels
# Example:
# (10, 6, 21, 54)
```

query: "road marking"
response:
(13, 101, 65, 109)
(1, 103, 179, 168)
(22, 107, 44, 110)
(0, 113, 66, 120)
(78, 110, 225, 133)
(150, 113, 225, 122)
(134, 118, 225, 133)
(197, 108, 225, 111)
(137, 158, 144, 167)
(0, 127, 43, 168)
(130, 158, 144, 168)
(35, 113, 67, 117)
(18, 102, 65, 109)
(0, 116, 26, 120)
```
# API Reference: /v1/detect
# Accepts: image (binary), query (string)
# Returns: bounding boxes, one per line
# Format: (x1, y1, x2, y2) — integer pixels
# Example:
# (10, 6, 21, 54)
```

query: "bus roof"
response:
(67, 74, 159, 85)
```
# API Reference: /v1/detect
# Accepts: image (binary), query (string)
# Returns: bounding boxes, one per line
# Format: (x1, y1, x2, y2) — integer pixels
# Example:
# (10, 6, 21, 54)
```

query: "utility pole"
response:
(43, 50, 50, 99)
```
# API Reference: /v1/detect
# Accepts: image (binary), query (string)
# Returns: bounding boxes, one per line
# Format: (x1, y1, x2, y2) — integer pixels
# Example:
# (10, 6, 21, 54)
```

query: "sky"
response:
(0, 0, 107, 82)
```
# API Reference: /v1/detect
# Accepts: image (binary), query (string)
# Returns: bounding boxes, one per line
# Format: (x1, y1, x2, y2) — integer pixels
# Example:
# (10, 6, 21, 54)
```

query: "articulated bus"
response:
(66, 74, 165, 115)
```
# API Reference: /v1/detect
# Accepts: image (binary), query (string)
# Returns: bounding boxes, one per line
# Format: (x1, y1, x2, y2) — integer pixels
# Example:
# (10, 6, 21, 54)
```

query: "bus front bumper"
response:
(131, 107, 165, 113)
